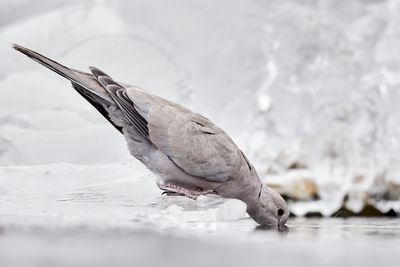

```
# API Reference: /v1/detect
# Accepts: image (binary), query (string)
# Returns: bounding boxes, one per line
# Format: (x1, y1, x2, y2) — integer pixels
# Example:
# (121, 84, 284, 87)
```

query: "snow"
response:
(3, 1, 400, 266)
(1, 0, 400, 231)
(0, 162, 248, 227)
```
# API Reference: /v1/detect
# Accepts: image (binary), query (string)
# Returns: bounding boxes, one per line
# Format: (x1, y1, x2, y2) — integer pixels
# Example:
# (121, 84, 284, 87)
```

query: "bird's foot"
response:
(158, 183, 215, 200)
(161, 191, 184, 197)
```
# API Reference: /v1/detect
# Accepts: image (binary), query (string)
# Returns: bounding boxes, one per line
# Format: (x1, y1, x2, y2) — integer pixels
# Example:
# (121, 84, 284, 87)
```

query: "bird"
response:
(13, 44, 289, 227)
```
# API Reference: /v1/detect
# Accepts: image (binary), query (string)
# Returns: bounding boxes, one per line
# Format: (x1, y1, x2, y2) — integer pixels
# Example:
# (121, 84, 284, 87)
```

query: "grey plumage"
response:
(13, 44, 289, 227)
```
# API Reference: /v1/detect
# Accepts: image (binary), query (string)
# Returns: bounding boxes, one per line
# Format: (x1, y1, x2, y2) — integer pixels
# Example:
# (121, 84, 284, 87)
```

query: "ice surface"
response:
(0, 163, 248, 227)
(1, 0, 400, 227)
(1, 217, 400, 267)
(2, 2, 400, 265)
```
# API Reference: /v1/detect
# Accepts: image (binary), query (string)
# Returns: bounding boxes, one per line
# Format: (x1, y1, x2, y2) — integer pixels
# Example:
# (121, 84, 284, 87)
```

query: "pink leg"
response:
(157, 182, 215, 200)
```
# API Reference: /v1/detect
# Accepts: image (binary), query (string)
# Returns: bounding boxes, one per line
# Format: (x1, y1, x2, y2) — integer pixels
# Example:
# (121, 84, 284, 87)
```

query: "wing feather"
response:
(89, 67, 149, 138)
(90, 66, 241, 182)
(147, 106, 242, 181)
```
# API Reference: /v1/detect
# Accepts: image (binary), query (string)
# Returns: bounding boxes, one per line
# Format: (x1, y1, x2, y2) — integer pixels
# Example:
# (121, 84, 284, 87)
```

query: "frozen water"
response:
(0, 163, 399, 266)
(1, 0, 400, 238)
(0, 163, 248, 227)
(1, 217, 400, 267)
(3, 1, 400, 265)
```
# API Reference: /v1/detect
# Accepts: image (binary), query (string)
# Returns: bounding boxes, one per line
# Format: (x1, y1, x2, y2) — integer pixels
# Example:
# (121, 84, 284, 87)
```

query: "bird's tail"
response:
(13, 44, 124, 132)
(12, 43, 112, 103)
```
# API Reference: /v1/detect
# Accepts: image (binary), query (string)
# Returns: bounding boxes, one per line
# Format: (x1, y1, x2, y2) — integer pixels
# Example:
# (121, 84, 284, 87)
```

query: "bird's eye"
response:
(277, 208, 284, 216)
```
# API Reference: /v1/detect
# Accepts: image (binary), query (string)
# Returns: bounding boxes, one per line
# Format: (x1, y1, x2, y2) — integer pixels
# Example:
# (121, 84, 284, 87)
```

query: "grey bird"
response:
(13, 44, 289, 227)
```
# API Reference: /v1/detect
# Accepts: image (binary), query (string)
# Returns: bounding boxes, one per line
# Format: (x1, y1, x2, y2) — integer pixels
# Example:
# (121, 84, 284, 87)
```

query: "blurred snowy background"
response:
(1, 0, 400, 224)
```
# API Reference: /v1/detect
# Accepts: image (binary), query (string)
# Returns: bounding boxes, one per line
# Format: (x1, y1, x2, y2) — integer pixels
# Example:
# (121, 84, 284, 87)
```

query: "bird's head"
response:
(247, 185, 289, 227)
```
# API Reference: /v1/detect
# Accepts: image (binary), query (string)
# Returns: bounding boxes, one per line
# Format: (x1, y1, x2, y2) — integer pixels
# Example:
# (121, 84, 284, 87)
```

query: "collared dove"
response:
(13, 44, 288, 226)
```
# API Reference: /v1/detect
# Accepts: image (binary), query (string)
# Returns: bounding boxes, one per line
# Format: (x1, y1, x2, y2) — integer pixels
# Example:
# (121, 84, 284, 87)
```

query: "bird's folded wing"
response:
(125, 87, 242, 181)
(146, 104, 242, 182)
(89, 66, 241, 182)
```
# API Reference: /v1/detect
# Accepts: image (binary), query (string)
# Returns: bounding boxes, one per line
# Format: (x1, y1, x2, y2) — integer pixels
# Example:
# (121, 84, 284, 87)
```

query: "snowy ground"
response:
(2, 0, 400, 216)
(1, 216, 400, 267)
(0, 163, 248, 226)
(1, 0, 400, 266)
(0, 164, 400, 266)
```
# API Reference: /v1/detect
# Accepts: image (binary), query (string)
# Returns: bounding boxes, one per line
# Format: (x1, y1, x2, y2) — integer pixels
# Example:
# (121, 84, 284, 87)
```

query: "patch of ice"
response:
(2, 0, 400, 217)
(153, 199, 247, 225)
(0, 163, 249, 228)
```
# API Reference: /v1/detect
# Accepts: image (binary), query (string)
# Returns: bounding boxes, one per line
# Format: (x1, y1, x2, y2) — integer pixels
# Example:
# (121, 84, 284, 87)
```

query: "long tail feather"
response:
(12, 43, 112, 102)
(12, 44, 127, 132)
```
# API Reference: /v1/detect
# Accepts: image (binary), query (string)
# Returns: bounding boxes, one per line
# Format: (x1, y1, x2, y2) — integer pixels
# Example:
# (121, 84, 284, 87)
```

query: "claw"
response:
(161, 191, 184, 197)
(157, 182, 215, 200)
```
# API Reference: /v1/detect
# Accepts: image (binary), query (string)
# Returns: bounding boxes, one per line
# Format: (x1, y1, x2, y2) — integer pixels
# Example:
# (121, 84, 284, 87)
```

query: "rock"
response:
(264, 170, 318, 201)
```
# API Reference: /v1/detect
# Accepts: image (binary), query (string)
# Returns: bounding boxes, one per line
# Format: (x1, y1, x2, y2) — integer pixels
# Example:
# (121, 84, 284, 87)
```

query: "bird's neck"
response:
(234, 174, 263, 214)
(223, 154, 264, 215)
(237, 177, 268, 224)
